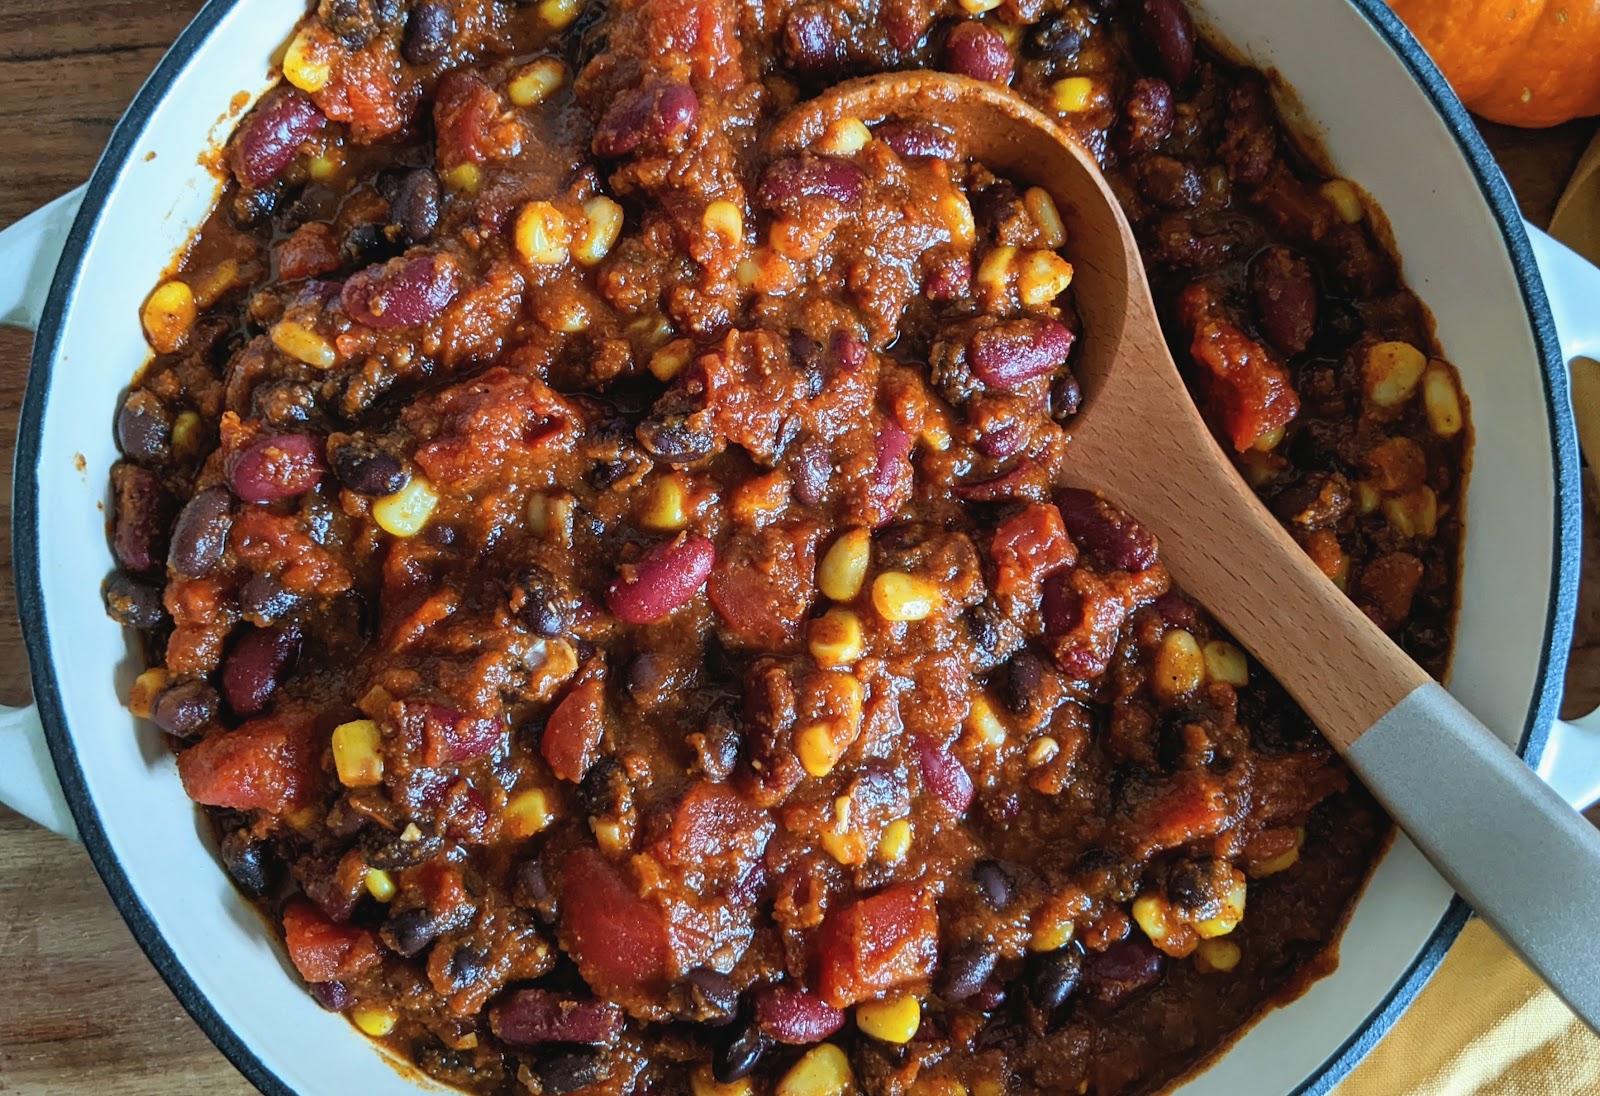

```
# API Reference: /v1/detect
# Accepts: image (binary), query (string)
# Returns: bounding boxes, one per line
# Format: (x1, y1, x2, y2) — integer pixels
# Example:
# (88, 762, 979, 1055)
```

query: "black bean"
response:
(219, 829, 273, 897)
(683, 968, 740, 1024)
(382, 906, 440, 957)
(635, 414, 716, 464)
(938, 941, 998, 1002)
(713, 1017, 765, 1084)
(387, 167, 442, 244)
(169, 486, 234, 578)
(402, 1, 454, 65)
(1166, 859, 1231, 918)
(974, 859, 1016, 909)
(1030, 946, 1084, 1012)
(231, 184, 278, 227)
(363, 826, 444, 870)
(513, 856, 557, 921)
(102, 572, 168, 631)
(535, 1049, 608, 1095)
(446, 945, 487, 988)
(221, 625, 301, 717)
(311, 980, 354, 1011)
(111, 463, 171, 575)
(510, 566, 576, 637)
(240, 573, 300, 625)
(1051, 373, 1083, 423)
(152, 680, 221, 739)
(116, 390, 173, 463)
(1000, 650, 1049, 716)
(331, 437, 408, 497)
(575, 757, 629, 818)
(252, 380, 316, 429)
(1157, 713, 1214, 771)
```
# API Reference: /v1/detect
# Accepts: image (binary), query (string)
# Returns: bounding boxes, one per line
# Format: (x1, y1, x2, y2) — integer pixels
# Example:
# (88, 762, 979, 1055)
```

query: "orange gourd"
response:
(1389, 0, 1600, 127)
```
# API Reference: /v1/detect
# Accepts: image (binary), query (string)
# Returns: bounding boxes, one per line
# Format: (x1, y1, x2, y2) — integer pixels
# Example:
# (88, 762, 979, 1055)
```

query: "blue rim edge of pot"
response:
(10, 1, 1582, 1094)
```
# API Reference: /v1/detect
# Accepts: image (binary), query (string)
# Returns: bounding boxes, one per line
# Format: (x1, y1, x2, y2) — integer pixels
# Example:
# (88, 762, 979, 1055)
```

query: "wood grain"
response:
(0, 5, 1592, 1094)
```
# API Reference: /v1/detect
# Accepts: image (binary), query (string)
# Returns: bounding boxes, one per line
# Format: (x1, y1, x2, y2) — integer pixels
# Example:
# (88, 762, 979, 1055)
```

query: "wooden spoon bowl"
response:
(772, 71, 1600, 1031)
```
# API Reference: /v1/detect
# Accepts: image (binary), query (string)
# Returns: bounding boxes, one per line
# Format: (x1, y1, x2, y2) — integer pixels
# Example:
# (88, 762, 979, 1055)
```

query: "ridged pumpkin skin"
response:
(1390, 0, 1600, 127)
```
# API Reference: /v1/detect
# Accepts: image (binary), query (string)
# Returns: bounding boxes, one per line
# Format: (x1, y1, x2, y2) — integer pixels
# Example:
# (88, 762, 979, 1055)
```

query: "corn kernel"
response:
(537, 0, 583, 29)
(939, 191, 976, 249)
(776, 1043, 854, 1096)
(443, 163, 482, 194)
(817, 117, 873, 156)
(1153, 629, 1204, 703)
(591, 816, 629, 855)
(872, 572, 941, 622)
(1050, 76, 1097, 114)
(976, 244, 1017, 302)
(878, 818, 912, 863)
(1024, 187, 1067, 249)
(1423, 363, 1464, 437)
(818, 527, 870, 602)
(332, 719, 384, 787)
(649, 339, 694, 382)
(306, 148, 344, 182)
(573, 196, 624, 266)
(910, 1081, 967, 1096)
(270, 320, 337, 369)
(702, 199, 745, 247)
(172, 410, 203, 456)
(129, 668, 169, 719)
(143, 280, 196, 354)
(1253, 424, 1286, 452)
(966, 695, 1007, 750)
(1364, 341, 1427, 408)
(515, 201, 571, 266)
(641, 475, 689, 531)
(352, 1006, 397, 1038)
(282, 28, 331, 94)
(857, 995, 921, 1044)
(1321, 179, 1363, 224)
(545, 299, 590, 334)
(1357, 480, 1381, 514)
(373, 476, 439, 538)
(527, 491, 575, 545)
(972, 1083, 1004, 1096)
(1029, 904, 1076, 953)
(1132, 893, 1178, 947)
(810, 609, 864, 667)
(1018, 249, 1075, 307)
(1252, 828, 1305, 877)
(1028, 736, 1060, 767)
(1202, 641, 1248, 687)
(796, 723, 847, 778)
(692, 1064, 754, 1096)
(505, 788, 557, 838)
(958, 0, 1002, 12)
(364, 868, 397, 902)
(1384, 485, 1438, 539)
(1195, 876, 1247, 939)
(508, 57, 566, 107)
(1194, 938, 1242, 974)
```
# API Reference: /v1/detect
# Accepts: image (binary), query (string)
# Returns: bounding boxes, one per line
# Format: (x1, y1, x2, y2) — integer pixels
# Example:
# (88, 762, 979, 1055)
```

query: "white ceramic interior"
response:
(3, 0, 1594, 1093)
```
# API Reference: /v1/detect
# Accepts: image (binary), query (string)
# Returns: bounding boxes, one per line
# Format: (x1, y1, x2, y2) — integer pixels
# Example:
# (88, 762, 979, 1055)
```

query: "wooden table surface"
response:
(0, 4, 1596, 1094)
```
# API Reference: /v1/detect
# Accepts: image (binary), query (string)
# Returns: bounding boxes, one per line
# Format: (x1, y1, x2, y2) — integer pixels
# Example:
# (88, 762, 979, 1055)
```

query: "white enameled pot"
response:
(1, 1, 1599, 1093)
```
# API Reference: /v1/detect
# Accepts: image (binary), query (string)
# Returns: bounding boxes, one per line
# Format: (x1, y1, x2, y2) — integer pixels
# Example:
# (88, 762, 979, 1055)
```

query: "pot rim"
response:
(11, 1, 1583, 1094)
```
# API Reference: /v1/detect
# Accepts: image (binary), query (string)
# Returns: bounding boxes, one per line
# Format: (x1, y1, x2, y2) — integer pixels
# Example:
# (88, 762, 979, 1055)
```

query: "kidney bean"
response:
(1083, 937, 1165, 1007)
(219, 828, 274, 898)
(753, 986, 844, 1045)
(952, 458, 1036, 502)
(342, 254, 460, 330)
(331, 437, 408, 496)
(915, 735, 974, 816)
(102, 572, 168, 631)
(976, 420, 1026, 461)
(403, 1, 454, 64)
(593, 82, 698, 158)
(715, 1016, 767, 1084)
(1141, 0, 1196, 85)
(310, 980, 354, 1012)
(382, 167, 442, 244)
(221, 625, 301, 717)
(381, 906, 441, 957)
(1041, 572, 1081, 637)
(605, 535, 715, 624)
(1119, 78, 1175, 156)
(111, 463, 170, 575)
(152, 680, 220, 738)
(1031, 946, 1084, 1011)
(1054, 488, 1158, 572)
(1249, 245, 1319, 356)
(925, 253, 972, 301)
(783, 7, 847, 74)
(116, 390, 172, 463)
(874, 121, 960, 161)
(534, 1049, 608, 1095)
(227, 433, 326, 504)
(492, 989, 624, 1046)
(792, 439, 832, 505)
(970, 319, 1075, 391)
(938, 940, 998, 1001)
(168, 486, 233, 578)
(942, 21, 1014, 84)
(231, 90, 326, 190)
(1001, 649, 1050, 716)
(683, 969, 740, 1024)
(869, 420, 914, 520)
(756, 156, 866, 213)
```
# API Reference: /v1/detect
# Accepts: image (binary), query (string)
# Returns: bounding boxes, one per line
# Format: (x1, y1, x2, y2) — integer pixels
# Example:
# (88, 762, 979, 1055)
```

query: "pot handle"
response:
(0, 186, 85, 841)
(1527, 222, 1600, 811)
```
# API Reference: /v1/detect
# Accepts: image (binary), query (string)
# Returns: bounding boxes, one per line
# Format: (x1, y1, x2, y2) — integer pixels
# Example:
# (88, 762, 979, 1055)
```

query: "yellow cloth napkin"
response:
(1335, 918, 1600, 1094)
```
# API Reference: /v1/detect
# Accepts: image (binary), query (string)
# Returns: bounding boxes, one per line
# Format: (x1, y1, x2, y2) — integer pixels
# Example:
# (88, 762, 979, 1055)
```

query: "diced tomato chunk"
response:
(177, 714, 323, 814)
(1177, 283, 1300, 452)
(417, 704, 503, 766)
(989, 503, 1076, 613)
(815, 883, 939, 1007)
(709, 525, 818, 649)
(543, 677, 606, 783)
(655, 782, 774, 879)
(281, 897, 381, 983)
(560, 848, 671, 1000)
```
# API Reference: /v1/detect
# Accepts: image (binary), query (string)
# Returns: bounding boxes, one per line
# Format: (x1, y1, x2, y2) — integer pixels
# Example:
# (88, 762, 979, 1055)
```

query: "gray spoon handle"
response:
(1346, 682, 1600, 1032)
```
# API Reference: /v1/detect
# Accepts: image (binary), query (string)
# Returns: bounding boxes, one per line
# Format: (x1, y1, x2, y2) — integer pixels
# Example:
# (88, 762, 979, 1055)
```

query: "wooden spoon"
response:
(772, 72, 1600, 1031)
